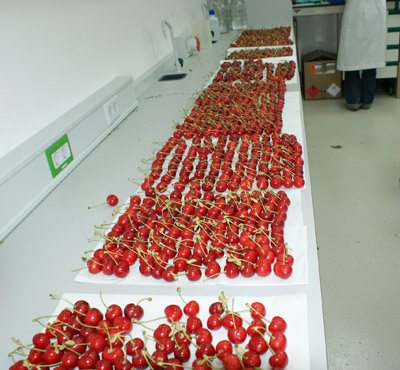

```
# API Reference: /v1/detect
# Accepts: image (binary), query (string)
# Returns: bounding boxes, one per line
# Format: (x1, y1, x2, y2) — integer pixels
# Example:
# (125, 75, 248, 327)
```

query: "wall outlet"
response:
(103, 95, 120, 126)
(45, 134, 73, 178)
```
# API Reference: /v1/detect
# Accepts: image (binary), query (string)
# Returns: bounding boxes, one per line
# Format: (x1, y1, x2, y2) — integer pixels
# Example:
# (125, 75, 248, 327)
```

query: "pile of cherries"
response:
(230, 27, 293, 48)
(213, 60, 295, 83)
(86, 189, 294, 281)
(226, 47, 294, 61)
(177, 80, 286, 139)
(9, 292, 289, 370)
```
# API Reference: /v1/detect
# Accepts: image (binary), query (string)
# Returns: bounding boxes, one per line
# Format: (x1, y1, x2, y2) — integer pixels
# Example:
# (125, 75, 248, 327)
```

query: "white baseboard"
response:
(0, 76, 138, 241)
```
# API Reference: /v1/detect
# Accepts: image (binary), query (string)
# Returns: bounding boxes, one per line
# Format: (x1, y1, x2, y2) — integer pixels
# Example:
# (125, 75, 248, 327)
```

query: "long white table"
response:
(1, 31, 327, 370)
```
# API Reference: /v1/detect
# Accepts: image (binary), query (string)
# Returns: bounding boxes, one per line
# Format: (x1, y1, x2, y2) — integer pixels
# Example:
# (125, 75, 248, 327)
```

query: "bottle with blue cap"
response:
(209, 9, 220, 43)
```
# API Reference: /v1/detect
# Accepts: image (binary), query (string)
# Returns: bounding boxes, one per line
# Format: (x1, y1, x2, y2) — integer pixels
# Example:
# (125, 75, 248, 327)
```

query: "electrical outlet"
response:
(45, 134, 73, 178)
(103, 95, 120, 126)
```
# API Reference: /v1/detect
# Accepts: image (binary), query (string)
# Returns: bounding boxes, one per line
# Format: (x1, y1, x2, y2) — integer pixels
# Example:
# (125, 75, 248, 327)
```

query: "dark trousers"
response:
(344, 69, 377, 105)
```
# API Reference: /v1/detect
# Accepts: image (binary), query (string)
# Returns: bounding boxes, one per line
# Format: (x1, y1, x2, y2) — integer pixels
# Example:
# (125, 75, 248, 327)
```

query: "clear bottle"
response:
(209, 9, 221, 42)
(231, 0, 248, 30)
(218, 0, 231, 33)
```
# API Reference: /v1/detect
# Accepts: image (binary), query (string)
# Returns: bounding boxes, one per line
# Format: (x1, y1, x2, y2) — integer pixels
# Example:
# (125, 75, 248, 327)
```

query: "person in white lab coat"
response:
(337, 0, 386, 111)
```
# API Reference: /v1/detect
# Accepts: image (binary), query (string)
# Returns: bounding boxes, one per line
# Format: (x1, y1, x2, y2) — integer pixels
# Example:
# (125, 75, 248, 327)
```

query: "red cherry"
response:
(164, 304, 183, 323)
(124, 303, 144, 321)
(184, 300, 200, 316)
(105, 304, 123, 321)
(270, 331, 287, 351)
(273, 262, 293, 279)
(250, 302, 266, 319)
(269, 316, 287, 333)
(248, 335, 269, 354)
(227, 326, 247, 344)
(106, 194, 119, 206)
(222, 353, 243, 370)
(242, 350, 261, 368)
(269, 350, 288, 368)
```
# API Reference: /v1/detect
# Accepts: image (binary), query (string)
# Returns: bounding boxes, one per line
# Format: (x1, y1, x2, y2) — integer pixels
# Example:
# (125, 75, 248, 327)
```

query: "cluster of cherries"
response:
(9, 292, 289, 370)
(178, 80, 286, 139)
(226, 47, 294, 61)
(87, 189, 294, 281)
(214, 60, 295, 84)
(141, 131, 304, 199)
(230, 27, 293, 48)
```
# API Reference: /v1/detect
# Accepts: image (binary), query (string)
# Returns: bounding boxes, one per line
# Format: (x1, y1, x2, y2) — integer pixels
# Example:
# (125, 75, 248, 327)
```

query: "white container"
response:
(190, 20, 212, 50)
(231, 0, 248, 30)
(209, 9, 221, 42)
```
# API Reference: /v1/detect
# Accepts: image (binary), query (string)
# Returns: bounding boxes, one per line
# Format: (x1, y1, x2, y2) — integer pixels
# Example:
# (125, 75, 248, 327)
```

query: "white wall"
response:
(0, 0, 201, 159)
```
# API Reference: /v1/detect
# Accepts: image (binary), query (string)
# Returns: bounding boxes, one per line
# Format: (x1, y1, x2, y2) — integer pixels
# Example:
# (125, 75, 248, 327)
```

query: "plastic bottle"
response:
(231, 0, 248, 30)
(209, 10, 220, 42)
(218, 0, 231, 33)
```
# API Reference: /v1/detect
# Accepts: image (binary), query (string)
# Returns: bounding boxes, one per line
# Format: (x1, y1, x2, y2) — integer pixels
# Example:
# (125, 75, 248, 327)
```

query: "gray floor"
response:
(303, 92, 400, 370)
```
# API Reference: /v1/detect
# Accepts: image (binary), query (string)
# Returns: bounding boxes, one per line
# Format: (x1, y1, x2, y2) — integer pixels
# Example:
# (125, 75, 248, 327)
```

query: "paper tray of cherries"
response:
(8, 290, 310, 370)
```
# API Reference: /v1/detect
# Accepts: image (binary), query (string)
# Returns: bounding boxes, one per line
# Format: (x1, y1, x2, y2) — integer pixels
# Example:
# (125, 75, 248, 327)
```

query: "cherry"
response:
(243, 350, 261, 368)
(114, 357, 132, 370)
(227, 326, 247, 344)
(250, 302, 266, 319)
(61, 352, 79, 369)
(87, 333, 106, 352)
(208, 302, 224, 315)
(43, 345, 63, 364)
(273, 261, 293, 279)
(269, 316, 287, 333)
(84, 307, 103, 325)
(32, 333, 51, 349)
(132, 352, 148, 369)
(164, 304, 183, 323)
(126, 337, 144, 356)
(28, 348, 43, 364)
(156, 337, 175, 354)
(269, 350, 288, 368)
(270, 331, 287, 351)
(222, 353, 243, 370)
(207, 313, 222, 330)
(195, 328, 213, 346)
(186, 315, 203, 334)
(102, 347, 124, 363)
(215, 340, 233, 360)
(183, 300, 200, 316)
(95, 359, 113, 370)
(105, 304, 123, 321)
(77, 349, 100, 369)
(221, 312, 242, 329)
(248, 335, 269, 354)
(174, 343, 191, 363)
(154, 323, 172, 341)
(165, 358, 184, 370)
(124, 303, 144, 321)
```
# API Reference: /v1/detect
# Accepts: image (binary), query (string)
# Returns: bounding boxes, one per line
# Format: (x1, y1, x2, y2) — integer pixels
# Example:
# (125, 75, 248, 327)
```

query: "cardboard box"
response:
(302, 50, 342, 100)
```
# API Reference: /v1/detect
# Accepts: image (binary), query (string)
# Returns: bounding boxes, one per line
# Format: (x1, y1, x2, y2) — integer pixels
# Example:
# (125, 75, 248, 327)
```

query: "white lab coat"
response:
(337, 0, 386, 71)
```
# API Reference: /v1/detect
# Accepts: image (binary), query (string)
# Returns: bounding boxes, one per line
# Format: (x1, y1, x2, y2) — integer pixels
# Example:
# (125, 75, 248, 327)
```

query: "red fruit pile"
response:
(141, 132, 304, 198)
(226, 47, 294, 60)
(230, 27, 293, 48)
(83, 28, 303, 282)
(9, 292, 289, 370)
(213, 60, 296, 83)
(87, 189, 294, 281)
(177, 80, 286, 138)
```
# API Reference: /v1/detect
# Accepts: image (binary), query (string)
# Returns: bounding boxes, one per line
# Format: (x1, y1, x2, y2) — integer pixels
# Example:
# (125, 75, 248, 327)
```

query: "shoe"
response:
(361, 104, 372, 109)
(346, 103, 360, 111)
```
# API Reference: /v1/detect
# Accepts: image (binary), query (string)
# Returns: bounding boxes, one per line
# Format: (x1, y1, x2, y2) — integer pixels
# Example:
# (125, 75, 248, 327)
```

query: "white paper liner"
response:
(52, 291, 310, 370)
